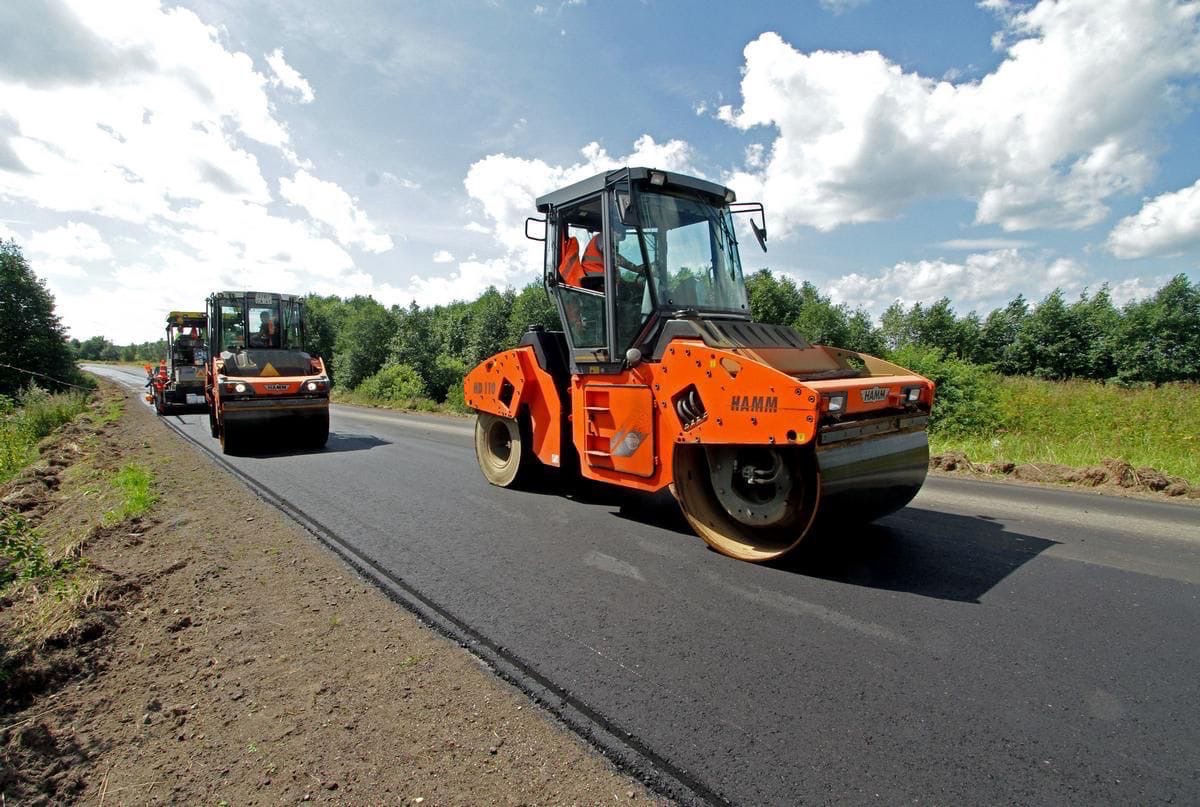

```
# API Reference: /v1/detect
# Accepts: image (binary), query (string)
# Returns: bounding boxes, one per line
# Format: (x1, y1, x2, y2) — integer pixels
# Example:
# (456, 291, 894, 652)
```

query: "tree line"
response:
(0, 241, 81, 397)
(21, 217, 1193, 402)
(745, 270, 1200, 385)
(294, 271, 1198, 403)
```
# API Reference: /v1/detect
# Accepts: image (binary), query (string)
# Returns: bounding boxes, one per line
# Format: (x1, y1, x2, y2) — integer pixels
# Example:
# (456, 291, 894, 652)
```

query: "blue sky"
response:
(1, 0, 1198, 342)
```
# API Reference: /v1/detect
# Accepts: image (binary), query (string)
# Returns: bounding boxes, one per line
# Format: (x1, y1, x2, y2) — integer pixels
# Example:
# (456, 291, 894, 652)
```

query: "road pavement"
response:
(87, 364, 1200, 805)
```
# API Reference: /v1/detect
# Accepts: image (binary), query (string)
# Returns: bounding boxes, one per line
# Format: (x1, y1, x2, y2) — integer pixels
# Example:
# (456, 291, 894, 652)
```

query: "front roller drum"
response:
(672, 444, 820, 563)
(672, 431, 930, 563)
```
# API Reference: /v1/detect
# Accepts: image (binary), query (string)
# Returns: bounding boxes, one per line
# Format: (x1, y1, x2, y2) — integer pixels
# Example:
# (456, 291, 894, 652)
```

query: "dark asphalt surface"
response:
(90, 365, 1200, 805)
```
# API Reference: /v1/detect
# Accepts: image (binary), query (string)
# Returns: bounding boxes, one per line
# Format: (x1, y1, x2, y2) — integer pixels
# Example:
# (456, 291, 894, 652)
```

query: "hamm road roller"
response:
(463, 168, 934, 562)
(204, 291, 330, 455)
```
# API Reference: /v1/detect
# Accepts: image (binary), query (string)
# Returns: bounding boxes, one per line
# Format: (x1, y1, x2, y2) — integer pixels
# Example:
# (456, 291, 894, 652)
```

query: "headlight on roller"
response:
(905, 387, 922, 402)
(825, 392, 847, 413)
(234, 382, 247, 393)
(306, 381, 317, 391)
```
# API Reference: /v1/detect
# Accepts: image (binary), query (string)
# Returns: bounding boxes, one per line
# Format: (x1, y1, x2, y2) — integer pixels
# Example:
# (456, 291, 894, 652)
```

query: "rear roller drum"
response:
(672, 444, 820, 562)
(208, 407, 219, 438)
(474, 412, 535, 488)
(307, 411, 330, 449)
(219, 419, 239, 456)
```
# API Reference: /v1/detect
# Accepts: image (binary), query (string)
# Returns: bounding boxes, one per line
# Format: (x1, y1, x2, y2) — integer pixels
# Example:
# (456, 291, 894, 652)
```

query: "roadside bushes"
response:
(355, 363, 427, 402)
(888, 345, 1002, 436)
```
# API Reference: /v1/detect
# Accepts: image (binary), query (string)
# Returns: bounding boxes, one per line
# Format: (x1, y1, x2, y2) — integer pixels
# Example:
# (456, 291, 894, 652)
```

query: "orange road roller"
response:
(464, 168, 934, 562)
(204, 291, 330, 455)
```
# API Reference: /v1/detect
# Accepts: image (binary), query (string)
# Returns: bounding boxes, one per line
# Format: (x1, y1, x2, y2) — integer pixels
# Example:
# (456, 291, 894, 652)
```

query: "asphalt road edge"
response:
(152, 407, 724, 806)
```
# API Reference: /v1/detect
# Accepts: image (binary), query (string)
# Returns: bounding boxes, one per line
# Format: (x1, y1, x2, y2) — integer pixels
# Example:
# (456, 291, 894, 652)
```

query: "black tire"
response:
(474, 412, 536, 487)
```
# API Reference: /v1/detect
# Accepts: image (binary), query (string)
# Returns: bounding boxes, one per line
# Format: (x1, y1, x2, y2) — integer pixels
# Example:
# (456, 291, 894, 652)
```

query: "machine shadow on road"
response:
(238, 432, 391, 458)
(769, 508, 1059, 603)
(521, 474, 1057, 604)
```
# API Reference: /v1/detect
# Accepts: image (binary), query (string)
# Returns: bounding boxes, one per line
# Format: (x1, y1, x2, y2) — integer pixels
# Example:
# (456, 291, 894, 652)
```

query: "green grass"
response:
(932, 378, 1200, 483)
(103, 464, 157, 525)
(0, 387, 91, 483)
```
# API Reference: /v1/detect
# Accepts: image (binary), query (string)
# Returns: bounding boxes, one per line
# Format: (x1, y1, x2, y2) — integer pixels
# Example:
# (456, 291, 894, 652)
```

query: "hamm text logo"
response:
(264, 383, 289, 391)
(860, 387, 888, 403)
(730, 395, 778, 413)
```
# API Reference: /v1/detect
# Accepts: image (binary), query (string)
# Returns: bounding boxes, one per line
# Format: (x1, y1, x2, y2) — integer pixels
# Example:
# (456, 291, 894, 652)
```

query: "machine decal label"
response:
(730, 395, 778, 413)
(610, 430, 647, 457)
(472, 381, 498, 396)
(264, 383, 289, 391)
(860, 387, 889, 403)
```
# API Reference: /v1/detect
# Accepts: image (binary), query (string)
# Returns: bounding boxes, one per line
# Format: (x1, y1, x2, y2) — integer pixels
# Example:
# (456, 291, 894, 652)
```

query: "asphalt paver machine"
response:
(146, 311, 208, 415)
(464, 168, 936, 563)
(204, 291, 330, 455)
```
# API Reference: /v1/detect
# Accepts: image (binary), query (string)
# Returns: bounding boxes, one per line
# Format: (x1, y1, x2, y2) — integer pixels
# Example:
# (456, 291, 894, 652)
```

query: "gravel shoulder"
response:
(1, 380, 656, 805)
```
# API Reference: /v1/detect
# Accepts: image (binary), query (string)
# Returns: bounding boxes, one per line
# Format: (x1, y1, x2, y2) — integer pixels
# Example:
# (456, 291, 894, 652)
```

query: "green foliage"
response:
(389, 303, 437, 384)
(104, 464, 156, 525)
(0, 513, 52, 589)
(464, 287, 515, 366)
(356, 363, 427, 401)
(332, 297, 396, 389)
(889, 345, 1003, 436)
(0, 240, 81, 395)
(426, 354, 468, 403)
(506, 282, 559, 346)
(746, 269, 803, 325)
(0, 386, 90, 483)
(1113, 275, 1200, 384)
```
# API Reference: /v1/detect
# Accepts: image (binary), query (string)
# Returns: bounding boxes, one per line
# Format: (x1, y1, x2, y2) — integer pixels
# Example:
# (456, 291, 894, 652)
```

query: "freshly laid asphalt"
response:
(89, 365, 1200, 805)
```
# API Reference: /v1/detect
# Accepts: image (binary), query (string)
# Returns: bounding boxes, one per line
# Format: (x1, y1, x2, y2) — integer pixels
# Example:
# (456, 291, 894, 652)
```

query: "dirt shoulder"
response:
(930, 451, 1200, 502)
(1, 381, 656, 805)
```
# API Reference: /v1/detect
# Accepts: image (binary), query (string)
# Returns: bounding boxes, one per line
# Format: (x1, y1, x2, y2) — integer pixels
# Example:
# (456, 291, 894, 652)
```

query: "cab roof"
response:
(535, 167, 734, 213)
(167, 311, 206, 326)
(209, 291, 303, 302)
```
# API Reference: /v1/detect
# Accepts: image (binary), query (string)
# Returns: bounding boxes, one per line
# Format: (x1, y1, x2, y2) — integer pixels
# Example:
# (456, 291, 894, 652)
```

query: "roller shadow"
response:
(604, 486, 1057, 603)
(765, 507, 1057, 603)
(238, 431, 391, 458)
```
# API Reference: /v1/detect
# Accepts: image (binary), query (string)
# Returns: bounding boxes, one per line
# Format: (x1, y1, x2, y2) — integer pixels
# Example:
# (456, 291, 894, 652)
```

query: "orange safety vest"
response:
(559, 236, 582, 286)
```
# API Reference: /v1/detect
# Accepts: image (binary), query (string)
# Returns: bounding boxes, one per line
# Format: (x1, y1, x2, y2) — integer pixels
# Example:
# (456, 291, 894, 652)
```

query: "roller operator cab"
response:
(146, 311, 209, 415)
(463, 168, 937, 563)
(204, 291, 330, 455)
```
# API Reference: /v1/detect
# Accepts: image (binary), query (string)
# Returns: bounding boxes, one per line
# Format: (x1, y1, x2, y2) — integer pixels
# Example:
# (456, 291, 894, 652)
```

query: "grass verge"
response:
(932, 378, 1200, 484)
(0, 387, 91, 483)
(103, 464, 156, 525)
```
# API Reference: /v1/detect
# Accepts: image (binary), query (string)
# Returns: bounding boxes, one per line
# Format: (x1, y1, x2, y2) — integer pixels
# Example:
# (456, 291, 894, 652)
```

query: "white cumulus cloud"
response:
(432, 249, 454, 263)
(824, 249, 1087, 316)
(279, 169, 394, 253)
(265, 48, 315, 103)
(1106, 178, 1200, 258)
(0, 0, 400, 341)
(719, 0, 1200, 236)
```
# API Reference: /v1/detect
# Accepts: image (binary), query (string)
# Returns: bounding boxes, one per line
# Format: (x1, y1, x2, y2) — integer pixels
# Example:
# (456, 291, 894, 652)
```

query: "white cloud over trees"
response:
(718, 0, 1200, 236)
(1107, 178, 1200, 258)
(0, 0, 395, 342)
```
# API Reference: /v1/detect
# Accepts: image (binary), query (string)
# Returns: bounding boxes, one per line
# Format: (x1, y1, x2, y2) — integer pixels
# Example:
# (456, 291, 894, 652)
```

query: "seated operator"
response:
(251, 310, 280, 348)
